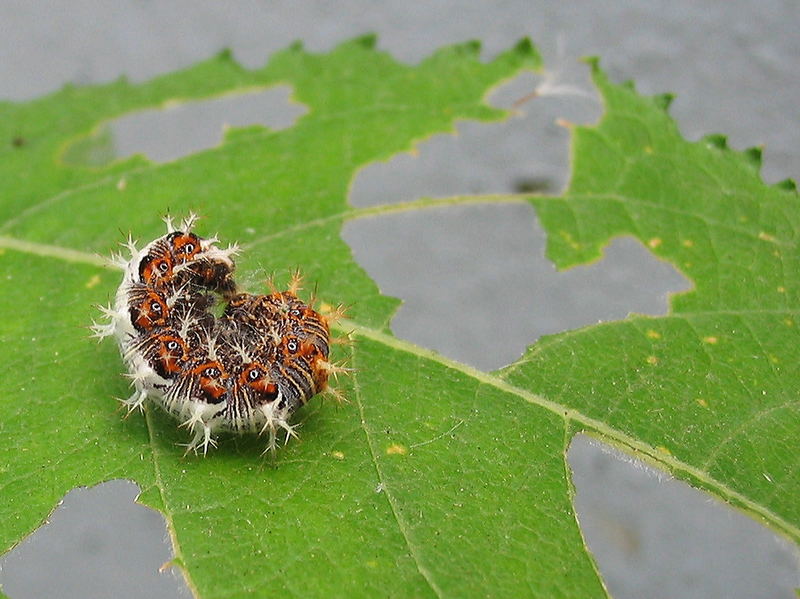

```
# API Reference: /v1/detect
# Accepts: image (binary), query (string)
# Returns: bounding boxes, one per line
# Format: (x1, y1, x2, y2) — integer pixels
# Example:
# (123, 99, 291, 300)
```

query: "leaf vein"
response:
(351, 344, 443, 599)
(143, 406, 198, 599)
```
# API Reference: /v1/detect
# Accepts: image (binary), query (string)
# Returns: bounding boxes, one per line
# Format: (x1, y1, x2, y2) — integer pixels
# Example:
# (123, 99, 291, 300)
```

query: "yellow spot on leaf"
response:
(386, 444, 408, 456)
(648, 237, 662, 249)
(703, 336, 718, 344)
(769, 354, 780, 364)
(758, 231, 776, 243)
(682, 239, 694, 248)
(85, 274, 101, 289)
(646, 355, 658, 365)
(646, 330, 661, 340)
(117, 177, 127, 191)
(331, 450, 345, 460)
(777, 286, 786, 293)
(644, 145, 653, 154)
(696, 398, 708, 408)
(657, 446, 671, 455)
(784, 318, 794, 327)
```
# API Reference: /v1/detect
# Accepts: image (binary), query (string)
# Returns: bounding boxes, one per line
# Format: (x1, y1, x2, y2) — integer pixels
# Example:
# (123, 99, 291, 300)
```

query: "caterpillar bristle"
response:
(323, 386, 349, 405)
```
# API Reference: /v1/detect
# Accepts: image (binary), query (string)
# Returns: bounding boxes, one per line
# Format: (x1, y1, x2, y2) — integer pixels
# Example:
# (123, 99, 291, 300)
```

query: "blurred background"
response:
(1, 1, 798, 597)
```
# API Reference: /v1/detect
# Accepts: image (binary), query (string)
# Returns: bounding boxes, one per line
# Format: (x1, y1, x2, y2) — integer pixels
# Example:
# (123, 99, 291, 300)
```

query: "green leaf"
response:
(0, 37, 796, 598)
(511, 58, 800, 534)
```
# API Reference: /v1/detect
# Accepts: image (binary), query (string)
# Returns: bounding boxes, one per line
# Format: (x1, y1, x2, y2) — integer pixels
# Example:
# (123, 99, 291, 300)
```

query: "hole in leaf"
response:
(348, 71, 600, 206)
(568, 435, 800, 599)
(0, 480, 190, 599)
(342, 202, 690, 370)
(61, 85, 307, 166)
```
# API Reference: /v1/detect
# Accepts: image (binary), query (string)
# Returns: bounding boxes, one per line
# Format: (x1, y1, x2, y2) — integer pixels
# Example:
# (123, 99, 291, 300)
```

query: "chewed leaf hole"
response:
(0, 480, 190, 599)
(61, 84, 307, 167)
(568, 435, 800, 599)
(348, 70, 600, 207)
(343, 202, 691, 370)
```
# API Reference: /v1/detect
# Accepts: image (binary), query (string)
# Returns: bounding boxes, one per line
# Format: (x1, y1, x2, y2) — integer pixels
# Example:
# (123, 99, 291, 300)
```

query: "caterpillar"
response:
(92, 214, 348, 455)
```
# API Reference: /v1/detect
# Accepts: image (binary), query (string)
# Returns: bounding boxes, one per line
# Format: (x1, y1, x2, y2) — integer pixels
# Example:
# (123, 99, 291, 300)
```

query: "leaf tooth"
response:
(354, 33, 377, 49)
(582, 55, 601, 71)
(653, 92, 674, 111)
(513, 37, 535, 57)
(459, 39, 482, 56)
(744, 145, 763, 169)
(703, 133, 728, 150)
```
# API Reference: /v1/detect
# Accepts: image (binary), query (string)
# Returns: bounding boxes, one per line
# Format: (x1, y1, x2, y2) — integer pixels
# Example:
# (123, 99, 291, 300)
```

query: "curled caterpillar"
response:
(92, 214, 349, 455)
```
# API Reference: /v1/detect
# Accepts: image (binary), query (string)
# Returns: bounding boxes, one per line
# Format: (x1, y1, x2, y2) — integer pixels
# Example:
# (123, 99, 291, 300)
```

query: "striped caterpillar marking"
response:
(92, 215, 348, 455)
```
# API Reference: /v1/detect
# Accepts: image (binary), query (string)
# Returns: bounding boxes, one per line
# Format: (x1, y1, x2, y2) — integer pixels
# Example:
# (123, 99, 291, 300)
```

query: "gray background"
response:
(1, 1, 798, 597)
